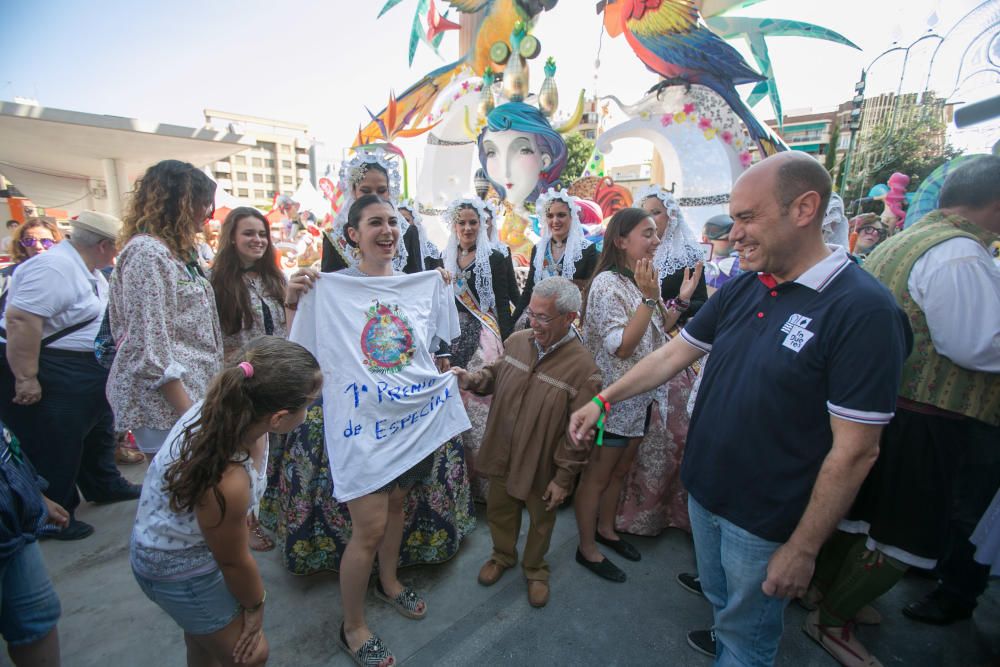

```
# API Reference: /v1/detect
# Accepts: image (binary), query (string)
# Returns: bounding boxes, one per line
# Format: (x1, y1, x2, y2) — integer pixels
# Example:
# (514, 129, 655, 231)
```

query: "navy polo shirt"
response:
(679, 247, 912, 543)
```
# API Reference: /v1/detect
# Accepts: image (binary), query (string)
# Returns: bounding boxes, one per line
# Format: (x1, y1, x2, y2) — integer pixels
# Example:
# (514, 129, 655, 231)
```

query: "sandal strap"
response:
(392, 586, 424, 612)
(356, 633, 393, 667)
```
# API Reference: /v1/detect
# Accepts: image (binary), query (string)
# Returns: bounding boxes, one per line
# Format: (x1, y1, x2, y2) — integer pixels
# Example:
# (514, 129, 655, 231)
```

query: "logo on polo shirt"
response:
(780, 314, 814, 353)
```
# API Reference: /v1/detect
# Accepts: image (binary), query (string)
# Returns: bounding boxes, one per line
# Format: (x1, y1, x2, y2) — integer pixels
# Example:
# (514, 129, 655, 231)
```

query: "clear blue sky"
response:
(2, 0, 995, 159)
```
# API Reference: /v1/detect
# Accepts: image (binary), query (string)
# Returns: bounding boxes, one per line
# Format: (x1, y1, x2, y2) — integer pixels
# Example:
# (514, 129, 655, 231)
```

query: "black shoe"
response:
(677, 572, 704, 597)
(902, 589, 974, 626)
(41, 518, 94, 541)
(686, 629, 717, 658)
(575, 548, 627, 582)
(594, 532, 641, 561)
(89, 481, 142, 505)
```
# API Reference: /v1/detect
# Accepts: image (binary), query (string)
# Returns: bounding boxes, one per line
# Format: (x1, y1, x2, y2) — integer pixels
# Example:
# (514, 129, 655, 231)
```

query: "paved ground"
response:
(14, 462, 1000, 667)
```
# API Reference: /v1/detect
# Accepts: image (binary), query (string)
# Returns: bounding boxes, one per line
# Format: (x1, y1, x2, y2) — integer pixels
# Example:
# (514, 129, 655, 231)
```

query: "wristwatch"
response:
(642, 297, 658, 310)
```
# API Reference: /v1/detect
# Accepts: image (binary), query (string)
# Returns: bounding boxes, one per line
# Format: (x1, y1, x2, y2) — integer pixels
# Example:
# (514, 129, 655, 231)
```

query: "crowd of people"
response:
(0, 150, 997, 667)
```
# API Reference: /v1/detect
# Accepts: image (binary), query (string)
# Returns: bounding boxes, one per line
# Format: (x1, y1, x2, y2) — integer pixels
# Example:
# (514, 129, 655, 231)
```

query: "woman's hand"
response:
(635, 258, 661, 301)
(436, 268, 452, 285)
(285, 269, 319, 307)
(232, 605, 264, 664)
(435, 356, 451, 373)
(678, 262, 704, 302)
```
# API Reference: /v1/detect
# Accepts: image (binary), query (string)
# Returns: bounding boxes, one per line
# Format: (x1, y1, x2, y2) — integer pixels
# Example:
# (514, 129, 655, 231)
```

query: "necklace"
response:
(550, 238, 566, 249)
(459, 245, 476, 257)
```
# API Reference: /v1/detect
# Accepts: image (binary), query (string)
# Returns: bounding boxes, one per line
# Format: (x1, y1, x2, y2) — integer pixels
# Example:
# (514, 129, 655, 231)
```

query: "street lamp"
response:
(840, 30, 945, 204)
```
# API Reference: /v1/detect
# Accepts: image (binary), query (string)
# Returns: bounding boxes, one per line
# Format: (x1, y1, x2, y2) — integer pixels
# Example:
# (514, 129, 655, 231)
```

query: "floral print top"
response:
(107, 235, 223, 431)
(583, 270, 668, 437)
(221, 274, 287, 361)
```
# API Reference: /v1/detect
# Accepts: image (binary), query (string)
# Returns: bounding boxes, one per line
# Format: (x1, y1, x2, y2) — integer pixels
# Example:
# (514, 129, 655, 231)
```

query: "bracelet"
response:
(284, 301, 298, 311)
(243, 590, 266, 612)
(590, 395, 609, 447)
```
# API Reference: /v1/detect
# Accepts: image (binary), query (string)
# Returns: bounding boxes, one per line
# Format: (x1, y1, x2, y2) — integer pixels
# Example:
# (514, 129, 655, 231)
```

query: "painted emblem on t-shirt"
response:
(780, 314, 814, 353)
(360, 300, 416, 374)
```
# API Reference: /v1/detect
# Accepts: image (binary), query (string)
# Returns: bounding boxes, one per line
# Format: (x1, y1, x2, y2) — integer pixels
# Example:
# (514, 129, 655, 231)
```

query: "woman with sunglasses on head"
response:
(0, 218, 62, 312)
(107, 160, 224, 461)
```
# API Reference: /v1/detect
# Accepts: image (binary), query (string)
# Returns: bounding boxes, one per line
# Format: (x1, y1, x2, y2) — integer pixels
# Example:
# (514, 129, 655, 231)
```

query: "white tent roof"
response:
(0, 101, 253, 212)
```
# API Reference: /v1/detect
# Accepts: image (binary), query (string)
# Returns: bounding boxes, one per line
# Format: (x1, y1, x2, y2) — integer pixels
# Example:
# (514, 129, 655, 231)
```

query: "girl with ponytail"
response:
(130, 336, 322, 667)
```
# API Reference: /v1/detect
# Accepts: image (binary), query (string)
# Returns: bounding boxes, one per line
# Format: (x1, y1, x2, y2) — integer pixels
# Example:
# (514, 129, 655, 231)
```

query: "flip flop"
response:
(337, 623, 395, 667)
(375, 581, 427, 620)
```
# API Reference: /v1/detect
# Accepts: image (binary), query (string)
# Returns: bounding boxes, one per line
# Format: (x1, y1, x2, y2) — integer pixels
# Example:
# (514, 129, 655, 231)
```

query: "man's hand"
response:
(13, 376, 42, 405)
(761, 542, 815, 599)
(542, 480, 568, 511)
(451, 367, 470, 389)
(43, 496, 70, 528)
(568, 400, 601, 447)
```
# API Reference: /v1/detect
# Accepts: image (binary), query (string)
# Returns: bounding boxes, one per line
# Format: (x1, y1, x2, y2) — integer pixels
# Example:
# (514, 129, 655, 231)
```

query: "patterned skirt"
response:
(614, 367, 697, 536)
(452, 309, 504, 503)
(258, 397, 476, 575)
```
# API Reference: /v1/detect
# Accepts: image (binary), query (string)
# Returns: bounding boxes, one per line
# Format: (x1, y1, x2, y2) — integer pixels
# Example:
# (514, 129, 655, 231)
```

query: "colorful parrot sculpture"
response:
(356, 0, 558, 147)
(600, 0, 783, 156)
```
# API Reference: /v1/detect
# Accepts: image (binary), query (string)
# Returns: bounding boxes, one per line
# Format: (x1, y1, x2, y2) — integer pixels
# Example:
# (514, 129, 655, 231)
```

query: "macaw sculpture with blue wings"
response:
(599, 0, 782, 155)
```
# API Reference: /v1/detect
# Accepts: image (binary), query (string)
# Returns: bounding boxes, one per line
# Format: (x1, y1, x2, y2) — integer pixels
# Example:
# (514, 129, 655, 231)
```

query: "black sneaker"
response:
(41, 518, 94, 541)
(686, 629, 717, 658)
(677, 572, 704, 597)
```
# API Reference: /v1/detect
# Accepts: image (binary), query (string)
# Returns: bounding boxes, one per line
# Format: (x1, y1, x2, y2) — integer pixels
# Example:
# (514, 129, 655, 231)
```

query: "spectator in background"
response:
(701, 214, 740, 291)
(275, 195, 300, 241)
(107, 160, 223, 459)
(0, 218, 63, 311)
(849, 213, 888, 261)
(0, 211, 141, 540)
(809, 157, 1000, 665)
(0, 422, 71, 665)
(2, 219, 19, 256)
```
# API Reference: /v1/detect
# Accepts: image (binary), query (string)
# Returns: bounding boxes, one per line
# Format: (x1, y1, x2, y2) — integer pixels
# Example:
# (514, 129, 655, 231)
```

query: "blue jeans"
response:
(0, 542, 61, 646)
(689, 496, 789, 667)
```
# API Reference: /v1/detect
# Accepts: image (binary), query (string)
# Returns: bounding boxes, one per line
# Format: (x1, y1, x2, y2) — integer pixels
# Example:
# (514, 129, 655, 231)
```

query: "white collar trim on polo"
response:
(758, 244, 851, 293)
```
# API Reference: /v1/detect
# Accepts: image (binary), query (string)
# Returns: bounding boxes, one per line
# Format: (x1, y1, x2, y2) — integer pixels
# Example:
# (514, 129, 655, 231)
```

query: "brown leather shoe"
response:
(478, 559, 508, 586)
(528, 580, 549, 608)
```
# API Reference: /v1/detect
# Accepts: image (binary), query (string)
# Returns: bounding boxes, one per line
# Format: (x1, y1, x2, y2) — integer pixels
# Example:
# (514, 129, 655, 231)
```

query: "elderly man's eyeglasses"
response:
(857, 225, 886, 240)
(524, 309, 557, 324)
(20, 237, 56, 250)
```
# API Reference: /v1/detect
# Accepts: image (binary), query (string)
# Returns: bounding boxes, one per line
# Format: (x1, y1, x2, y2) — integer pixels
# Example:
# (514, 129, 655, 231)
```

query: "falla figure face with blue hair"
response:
(478, 102, 567, 208)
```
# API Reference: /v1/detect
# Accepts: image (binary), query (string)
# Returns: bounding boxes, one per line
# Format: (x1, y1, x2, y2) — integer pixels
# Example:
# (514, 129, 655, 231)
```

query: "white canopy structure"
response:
(0, 101, 253, 216)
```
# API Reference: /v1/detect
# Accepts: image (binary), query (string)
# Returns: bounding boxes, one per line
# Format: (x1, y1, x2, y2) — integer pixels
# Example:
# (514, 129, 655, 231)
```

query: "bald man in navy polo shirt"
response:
(570, 152, 911, 667)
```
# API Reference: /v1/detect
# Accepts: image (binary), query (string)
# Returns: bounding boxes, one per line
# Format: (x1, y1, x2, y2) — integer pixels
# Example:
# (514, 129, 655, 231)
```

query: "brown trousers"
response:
(487, 476, 558, 581)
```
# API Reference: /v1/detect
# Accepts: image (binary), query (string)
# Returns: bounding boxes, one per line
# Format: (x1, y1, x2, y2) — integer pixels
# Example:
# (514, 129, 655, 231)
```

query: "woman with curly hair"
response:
(107, 160, 224, 459)
(131, 336, 321, 667)
(209, 206, 316, 551)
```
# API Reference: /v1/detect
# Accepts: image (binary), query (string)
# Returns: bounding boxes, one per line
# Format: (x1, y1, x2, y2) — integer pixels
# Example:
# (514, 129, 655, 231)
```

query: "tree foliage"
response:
(563, 132, 595, 183)
(853, 112, 961, 198)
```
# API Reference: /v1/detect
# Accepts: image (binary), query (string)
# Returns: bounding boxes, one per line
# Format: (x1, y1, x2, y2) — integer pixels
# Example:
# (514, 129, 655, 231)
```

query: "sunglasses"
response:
(20, 237, 56, 250)
(857, 225, 886, 240)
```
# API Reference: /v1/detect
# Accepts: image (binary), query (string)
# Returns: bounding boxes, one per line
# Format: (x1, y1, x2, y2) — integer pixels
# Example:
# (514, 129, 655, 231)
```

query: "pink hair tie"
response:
(238, 361, 254, 378)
